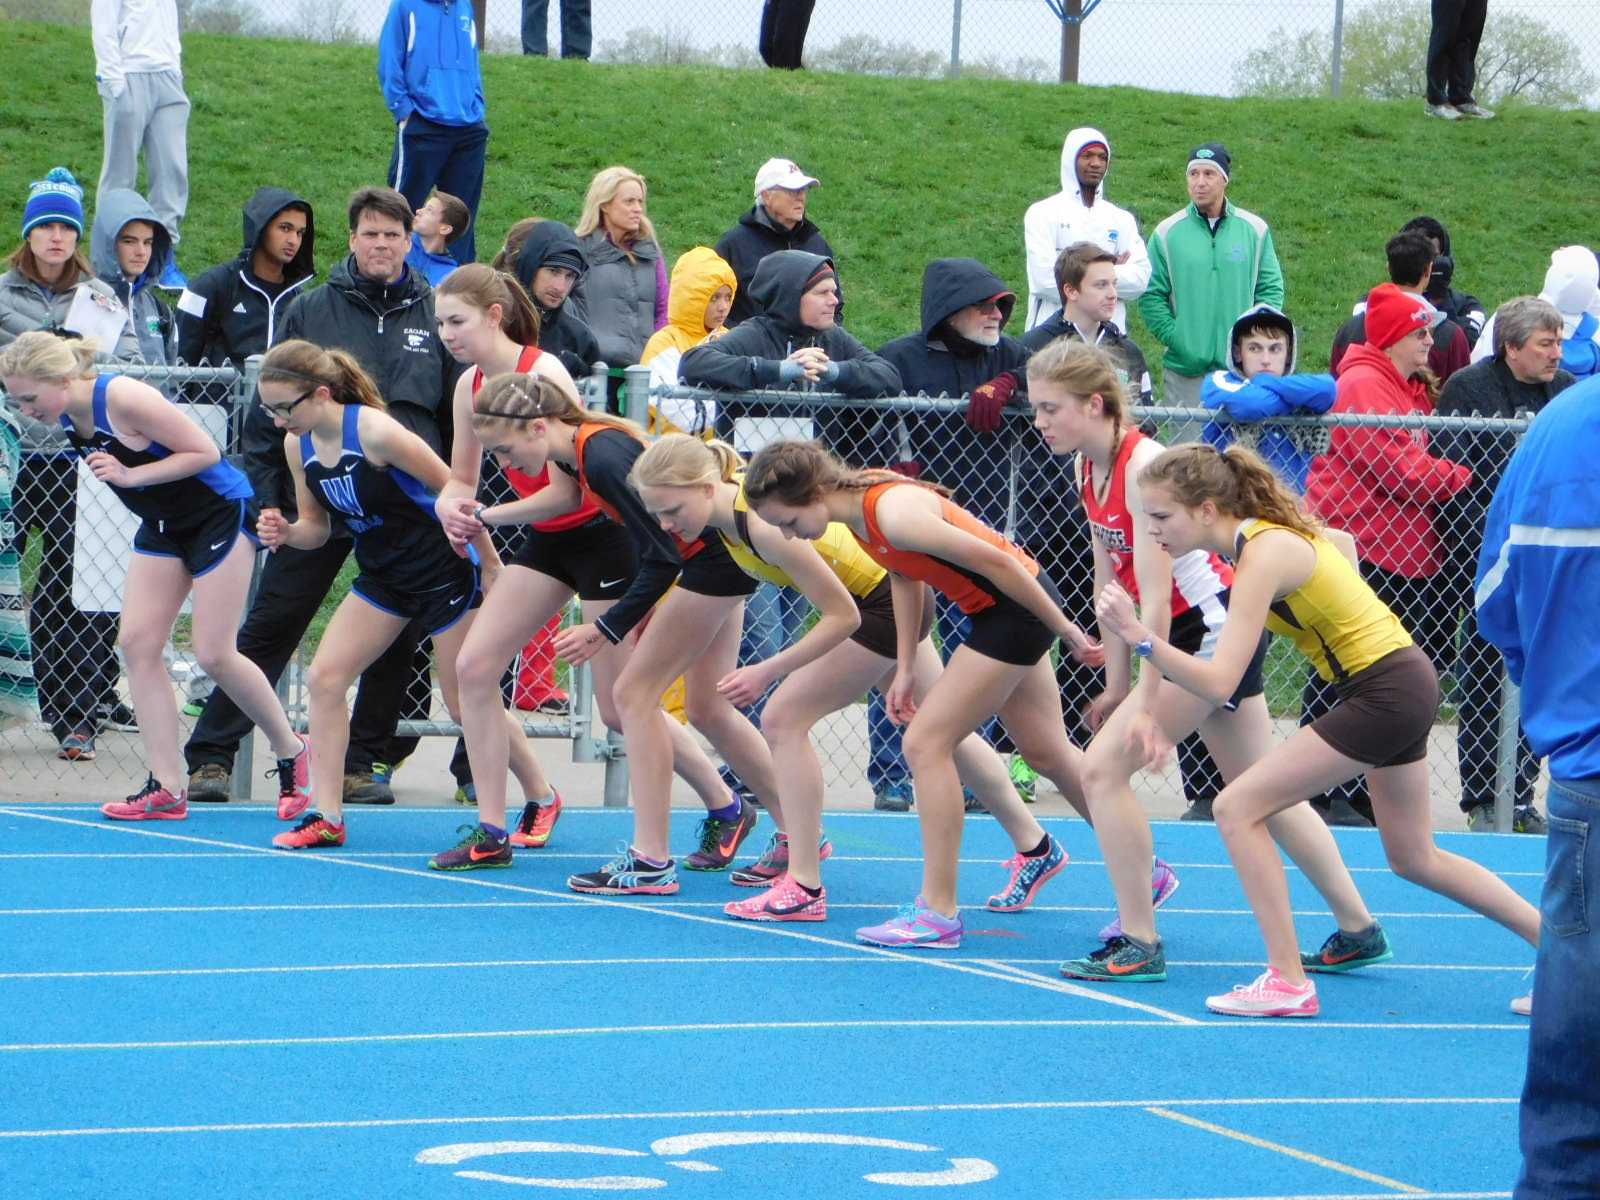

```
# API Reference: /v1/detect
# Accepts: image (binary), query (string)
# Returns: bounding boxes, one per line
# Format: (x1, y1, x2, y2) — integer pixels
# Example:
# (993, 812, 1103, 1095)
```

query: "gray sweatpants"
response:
(98, 70, 190, 245)
(1159, 368, 1209, 445)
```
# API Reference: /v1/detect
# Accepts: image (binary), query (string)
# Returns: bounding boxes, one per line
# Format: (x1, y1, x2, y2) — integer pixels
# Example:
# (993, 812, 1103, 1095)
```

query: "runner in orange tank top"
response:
(745, 439, 1104, 949)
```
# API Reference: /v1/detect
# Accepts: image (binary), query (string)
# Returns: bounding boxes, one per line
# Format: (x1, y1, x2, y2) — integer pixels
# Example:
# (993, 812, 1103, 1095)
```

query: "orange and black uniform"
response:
(853, 481, 1064, 667)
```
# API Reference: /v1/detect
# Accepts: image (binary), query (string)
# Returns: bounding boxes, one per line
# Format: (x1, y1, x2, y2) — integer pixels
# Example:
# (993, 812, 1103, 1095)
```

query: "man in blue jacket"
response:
(379, 0, 487, 264)
(1475, 374, 1600, 1197)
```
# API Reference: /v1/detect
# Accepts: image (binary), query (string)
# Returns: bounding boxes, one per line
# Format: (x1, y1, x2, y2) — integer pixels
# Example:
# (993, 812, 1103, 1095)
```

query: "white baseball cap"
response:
(754, 158, 819, 197)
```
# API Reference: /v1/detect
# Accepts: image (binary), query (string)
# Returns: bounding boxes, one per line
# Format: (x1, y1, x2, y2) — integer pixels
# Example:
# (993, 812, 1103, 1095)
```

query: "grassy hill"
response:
(3, 18, 1599, 374)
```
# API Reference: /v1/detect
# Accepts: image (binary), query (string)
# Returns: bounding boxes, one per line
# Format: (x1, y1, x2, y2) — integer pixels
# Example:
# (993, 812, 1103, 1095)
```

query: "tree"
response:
(1234, 0, 1597, 109)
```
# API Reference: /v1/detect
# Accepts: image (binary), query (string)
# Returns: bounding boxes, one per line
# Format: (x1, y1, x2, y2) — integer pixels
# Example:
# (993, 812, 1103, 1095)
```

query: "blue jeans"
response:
(1515, 775, 1600, 1198)
(867, 690, 909, 793)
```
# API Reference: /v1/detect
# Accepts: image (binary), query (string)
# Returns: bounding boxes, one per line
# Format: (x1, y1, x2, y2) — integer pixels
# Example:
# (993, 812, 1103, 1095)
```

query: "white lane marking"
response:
(418, 1141, 649, 1161)
(866, 1159, 998, 1187)
(972, 959, 1203, 1023)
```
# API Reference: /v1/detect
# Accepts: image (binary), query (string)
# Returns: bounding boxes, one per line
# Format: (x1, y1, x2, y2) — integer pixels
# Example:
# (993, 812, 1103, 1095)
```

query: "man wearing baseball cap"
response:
(1139, 141, 1284, 440)
(714, 157, 834, 328)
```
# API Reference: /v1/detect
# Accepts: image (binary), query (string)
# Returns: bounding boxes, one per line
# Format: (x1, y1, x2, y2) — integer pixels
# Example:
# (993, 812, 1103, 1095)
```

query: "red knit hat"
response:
(1365, 282, 1444, 350)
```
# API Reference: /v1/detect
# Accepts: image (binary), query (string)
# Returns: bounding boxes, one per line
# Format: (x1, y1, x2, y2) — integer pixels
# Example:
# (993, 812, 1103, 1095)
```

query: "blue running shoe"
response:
(986, 835, 1067, 912)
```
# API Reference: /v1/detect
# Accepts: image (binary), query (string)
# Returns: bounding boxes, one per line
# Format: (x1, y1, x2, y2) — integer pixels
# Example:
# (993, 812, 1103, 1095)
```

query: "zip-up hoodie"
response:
(1304, 340, 1469, 577)
(1469, 245, 1600, 378)
(91, 188, 176, 367)
(378, 0, 485, 127)
(175, 187, 316, 367)
(1022, 126, 1150, 331)
(509, 219, 601, 380)
(1475, 375, 1600, 779)
(1201, 305, 1334, 493)
(714, 203, 835, 329)
(92, 0, 181, 88)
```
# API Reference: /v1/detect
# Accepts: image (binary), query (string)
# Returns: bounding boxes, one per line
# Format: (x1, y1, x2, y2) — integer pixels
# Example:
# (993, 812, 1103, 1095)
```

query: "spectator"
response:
(1331, 231, 1471, 384)
(1402, 215, 1486, 344)
(379, 0, 487, 264)
(0, 167, 141, 762)
(1302, 283, 1471, 825)
(1203, 304, 1334, 494)
(184, 187, 458, 805)
(495, 217, 601, 381)
(641, 246, 736, 409)
(174, 187, 315, 370)
(1425, 0, 1494, 120)
(759, 0, 815, 69)
(569, 166, 666, 374)
(521, 0, 591, 60)
(715, 158, 832, 329)
(406, 189, 470, 286)
(1475, 374, 1600, 1195)
(1470, 246, 1600, 380)
(1140, 141, 1283, 442)
(92, 0, 189, 288)
(1436, 296, 1573, 834)
(0, 404, 39, 730)
(1023, 126, 1149, 331)
(90, 189, 177, 368)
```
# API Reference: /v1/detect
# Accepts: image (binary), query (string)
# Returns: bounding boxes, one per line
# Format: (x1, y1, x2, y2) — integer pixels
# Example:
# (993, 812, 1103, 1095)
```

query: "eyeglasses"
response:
(261, 388, 314, 419)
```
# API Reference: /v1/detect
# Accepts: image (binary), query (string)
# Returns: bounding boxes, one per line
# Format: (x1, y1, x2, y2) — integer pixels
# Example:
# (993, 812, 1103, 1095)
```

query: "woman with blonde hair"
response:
(570, 166, 667, 374)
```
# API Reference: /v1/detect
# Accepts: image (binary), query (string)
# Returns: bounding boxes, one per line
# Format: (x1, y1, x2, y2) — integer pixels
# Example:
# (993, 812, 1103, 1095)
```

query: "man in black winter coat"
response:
(714, 159, 834, 329)
(186, 187, 460, 805)
(502, 217, 601, 381)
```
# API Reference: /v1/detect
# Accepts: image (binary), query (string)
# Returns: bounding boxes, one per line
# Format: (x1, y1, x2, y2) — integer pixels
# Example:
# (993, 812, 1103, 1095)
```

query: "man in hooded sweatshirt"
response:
(91, 189, 178, 368)
(1470, 246, 1600, 380)
(1402, 215, 1486, 346)
(1331, 231, 1471, 384)
(1023, 126, 1149, 331)
(498, 217, 601, 381)
(715, 159, 834, 330)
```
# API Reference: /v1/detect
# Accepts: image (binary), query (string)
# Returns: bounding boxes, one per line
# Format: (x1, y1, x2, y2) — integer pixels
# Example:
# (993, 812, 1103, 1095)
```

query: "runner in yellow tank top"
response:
(1093, 442, 1540, 1018)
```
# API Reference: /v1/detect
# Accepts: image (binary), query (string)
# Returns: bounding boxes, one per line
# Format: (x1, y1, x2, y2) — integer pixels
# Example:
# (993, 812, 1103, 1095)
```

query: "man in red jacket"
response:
(1300, 283, 1473, 824)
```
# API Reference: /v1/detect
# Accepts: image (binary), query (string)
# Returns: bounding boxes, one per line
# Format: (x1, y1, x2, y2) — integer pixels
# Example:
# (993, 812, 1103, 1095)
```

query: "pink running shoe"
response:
(1206, 967, 1320, 1018)
(1098, 857, 1181, 941)
(729, 831, 834, 887)
(724, 875, 828, 922)
(102, 776, 188, 821)
(856, 898, 963, 949)
(273, 736, 313, 821)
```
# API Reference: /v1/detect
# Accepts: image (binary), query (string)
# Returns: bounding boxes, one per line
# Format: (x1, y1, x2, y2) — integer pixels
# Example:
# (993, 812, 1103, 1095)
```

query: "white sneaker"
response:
(1454, 101, 1496, 119)
(1511, 993, 1532, 1017)
(1425, 103, 1461, 120)
(1206, 966, 1320, 1018)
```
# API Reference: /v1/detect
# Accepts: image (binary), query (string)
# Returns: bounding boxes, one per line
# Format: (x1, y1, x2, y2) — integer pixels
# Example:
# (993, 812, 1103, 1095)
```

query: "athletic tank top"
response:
(855, 481, 1037, 616)
(571, 422, 704, 560)
(721, 480, 886, 599)
(1080, 426, 1231, 616)
(299, 404, 468, 584)
(61, 374, 251, 525)
(1236, 518, 1412, 684)
(470, 345, 599, 533)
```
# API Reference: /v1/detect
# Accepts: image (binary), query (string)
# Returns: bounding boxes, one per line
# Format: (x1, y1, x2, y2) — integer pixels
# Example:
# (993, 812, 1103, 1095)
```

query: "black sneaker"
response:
(567, 845, 679, 894)
(97, 701, 139, 732)
(1180, 797, 1214, 822)
(1060, 935, 1167, 982)
(1465, 803, 1497, 832)
(343, 772, 396, 805)
(873, 782, 914, 812)
(683, 801, 759, 871)
(1301, 922, 1394, 973)
(1514, 806, 1548, 835)
(1320, 796, 1374, 827)
(187, 763, 232, 802)
(429, 824, 513, 871)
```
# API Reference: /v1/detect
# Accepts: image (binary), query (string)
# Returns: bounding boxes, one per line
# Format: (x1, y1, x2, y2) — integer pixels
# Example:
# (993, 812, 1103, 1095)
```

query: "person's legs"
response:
(115, 551, 191, 792)
(680, 598, 783, 824)
(1448, 0, 1489, 105)
(1514, 776, 1600, 1199)
(521, 0, 550, 54)
(1159, 370, 1207, 444)
(866, 688, 911, 800)
(936, 597, 1003, 748)
(768, 0, 817, 69)
(1426, 0, 1465, 105)
(1456, 604, 1541, 818)
(348, 618, 424, 777)
(97, 77, 145, 207)
(387, 113, 450, 220)
(559, 0, 592, 59)
(435, 122, 487, 264)
(141, 70, 190, 245)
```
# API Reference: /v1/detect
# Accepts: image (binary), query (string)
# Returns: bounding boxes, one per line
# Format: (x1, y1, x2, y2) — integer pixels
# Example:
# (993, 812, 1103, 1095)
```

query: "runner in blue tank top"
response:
(0, 331, 310, 821)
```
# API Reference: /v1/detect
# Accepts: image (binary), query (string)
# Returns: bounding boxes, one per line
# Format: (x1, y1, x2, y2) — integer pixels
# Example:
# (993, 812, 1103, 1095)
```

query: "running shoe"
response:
(986, 835, 1067, 912)
(729, 830, 833, 887)
(567, 845, 679, 895)
(1060, 934, 1167, 982)
(57, 726, 97, 762)
(725, 875, 828, 922)
(1206, 967, 1319, 1017)
(510, 790, 564, 848)
(682, 800, 759, 871)
(1098, 857, 1182, 941)
(429, 824, 513, 871)
(856, 898, 963, 949)
(1301, 923, 1394, 973)
(269, 735, 313, 821)
(873, 781, 914, 812)
(271, 811, 346, 850)
(962, 787, 984, 813)
(1511, 993, 1532, 1017)
(453, 783, 477, 806)
(101, 775, 187, 821)
(1009, 754, 1039, 803)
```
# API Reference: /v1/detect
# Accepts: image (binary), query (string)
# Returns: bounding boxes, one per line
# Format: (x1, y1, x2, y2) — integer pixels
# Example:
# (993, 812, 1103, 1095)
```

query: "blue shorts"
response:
(133, 498, 258, 578)
(353, 558, 482, 636)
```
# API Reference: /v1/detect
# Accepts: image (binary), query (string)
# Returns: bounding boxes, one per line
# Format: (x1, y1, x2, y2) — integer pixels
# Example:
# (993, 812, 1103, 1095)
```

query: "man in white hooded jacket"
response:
(1023, 126, 1149, 331)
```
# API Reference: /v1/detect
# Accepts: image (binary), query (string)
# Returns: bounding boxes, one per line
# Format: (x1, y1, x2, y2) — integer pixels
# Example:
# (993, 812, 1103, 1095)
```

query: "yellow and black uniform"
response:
(856, 481, 1063, 667)
(1238, 518, 1437, 766)
(720, 483, 900, 659)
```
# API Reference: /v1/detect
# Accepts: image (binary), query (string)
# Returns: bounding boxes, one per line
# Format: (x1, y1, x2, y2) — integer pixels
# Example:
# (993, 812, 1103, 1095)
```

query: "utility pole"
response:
(1331, 0, 1345, 96)
(472, 0, 487, 49)
(951, 0, 963, 78)
(1059, 0, 1082, 84)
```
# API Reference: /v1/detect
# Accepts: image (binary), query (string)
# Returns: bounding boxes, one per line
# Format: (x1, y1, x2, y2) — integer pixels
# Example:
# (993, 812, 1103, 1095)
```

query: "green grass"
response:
(4, 20, 1599, 368)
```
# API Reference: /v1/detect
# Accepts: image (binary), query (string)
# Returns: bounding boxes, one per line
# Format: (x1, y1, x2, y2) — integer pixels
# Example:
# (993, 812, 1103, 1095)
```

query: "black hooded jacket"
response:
(175, 187, 316, 367)
(241, 257, 457, 515)
(877, 258, 1029, 527)
(714, 204, 835, 328)
(511, 220, 602, 380)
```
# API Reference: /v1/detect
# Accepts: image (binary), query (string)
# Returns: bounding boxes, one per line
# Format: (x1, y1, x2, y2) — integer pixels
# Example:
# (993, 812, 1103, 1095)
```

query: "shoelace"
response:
(518, 800, 543, 833)
(693, 817, 729, 856)
(126, 775, 163, 802)
(454, 823, 490, 846)
(292, 812, 328, 833)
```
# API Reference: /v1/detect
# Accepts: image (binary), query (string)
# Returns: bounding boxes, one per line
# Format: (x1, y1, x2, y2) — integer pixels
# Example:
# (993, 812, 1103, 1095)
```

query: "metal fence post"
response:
(949, 0, 962, 79)
(230, 355, 266, 801)
(622, 363, 653, 427)
(1331, 0, 1345, 97)
(1492, 668, 1521, 833)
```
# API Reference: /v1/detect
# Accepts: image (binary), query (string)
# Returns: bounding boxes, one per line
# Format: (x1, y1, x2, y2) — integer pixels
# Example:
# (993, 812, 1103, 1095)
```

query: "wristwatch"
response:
(1134, 637, 1155, 658)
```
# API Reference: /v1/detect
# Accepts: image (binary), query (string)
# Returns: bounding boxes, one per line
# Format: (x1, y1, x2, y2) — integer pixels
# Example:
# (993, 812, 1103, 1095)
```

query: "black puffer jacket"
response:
(511, 220, 602, 380)
(714, 204, 835, 328)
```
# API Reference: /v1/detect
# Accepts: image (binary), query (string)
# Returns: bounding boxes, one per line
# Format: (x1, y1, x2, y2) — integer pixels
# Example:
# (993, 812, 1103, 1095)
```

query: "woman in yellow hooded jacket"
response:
(642, 246, 736, 433)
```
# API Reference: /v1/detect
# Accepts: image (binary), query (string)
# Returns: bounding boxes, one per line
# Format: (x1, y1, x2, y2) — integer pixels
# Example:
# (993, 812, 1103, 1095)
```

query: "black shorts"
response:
(1166, 591, 1268, 712)
(848, 576, 898, 659)
(1312, 645, 1439, 767)
(132, 498, 257, 578)
(509, 514, 636, 601)
(961, 569, 1063, 668)
(679, 537, 758, 598)
(353, 558, 481, 636)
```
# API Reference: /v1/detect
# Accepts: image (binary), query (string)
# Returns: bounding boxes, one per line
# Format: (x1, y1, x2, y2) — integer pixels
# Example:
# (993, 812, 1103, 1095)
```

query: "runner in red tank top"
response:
(745, 440, 1105, 949)
(1028, 338, 1379, 986)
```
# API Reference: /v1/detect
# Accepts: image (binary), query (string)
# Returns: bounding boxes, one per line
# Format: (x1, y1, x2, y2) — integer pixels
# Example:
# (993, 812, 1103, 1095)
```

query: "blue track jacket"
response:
(378, 0, 485, 127)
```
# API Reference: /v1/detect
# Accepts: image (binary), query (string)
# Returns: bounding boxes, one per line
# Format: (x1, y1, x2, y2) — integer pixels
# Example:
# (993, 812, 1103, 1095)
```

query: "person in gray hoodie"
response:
(91, 188, 177, 367)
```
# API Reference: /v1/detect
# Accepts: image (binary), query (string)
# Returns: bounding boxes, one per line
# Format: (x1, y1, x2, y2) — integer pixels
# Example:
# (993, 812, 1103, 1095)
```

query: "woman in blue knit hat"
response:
(0, 166, 143, 762)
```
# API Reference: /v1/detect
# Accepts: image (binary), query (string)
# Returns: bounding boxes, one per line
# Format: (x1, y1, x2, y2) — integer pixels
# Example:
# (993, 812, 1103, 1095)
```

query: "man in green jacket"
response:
(1139, 142, 1284, 440)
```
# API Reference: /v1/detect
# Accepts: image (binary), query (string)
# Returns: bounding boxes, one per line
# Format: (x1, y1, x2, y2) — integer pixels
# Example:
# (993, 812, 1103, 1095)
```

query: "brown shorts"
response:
(1310, 645, 1439, 767)
(849, 578, 934, 661)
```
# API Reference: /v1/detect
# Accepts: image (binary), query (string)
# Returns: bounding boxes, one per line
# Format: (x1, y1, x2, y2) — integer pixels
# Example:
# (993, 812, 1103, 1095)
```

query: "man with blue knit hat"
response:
(1140, 141, 1284, 442)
